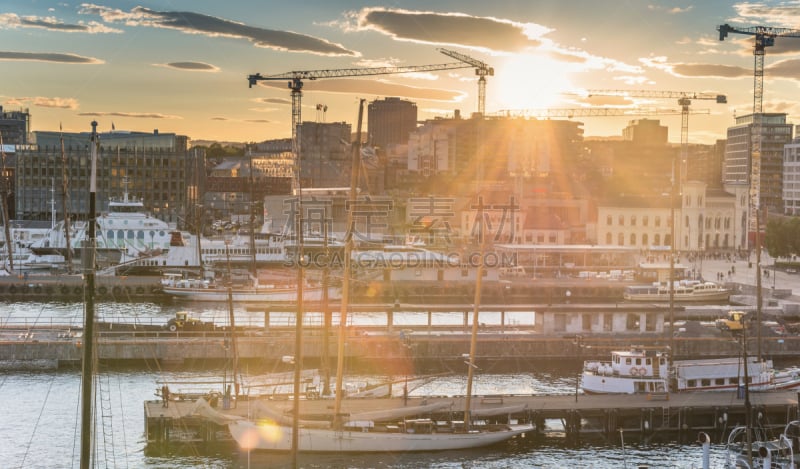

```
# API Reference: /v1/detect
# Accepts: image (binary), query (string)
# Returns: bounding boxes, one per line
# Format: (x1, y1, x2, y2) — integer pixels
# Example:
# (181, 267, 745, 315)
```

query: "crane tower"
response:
(437, 48, 494, 116)
(718, 24, 800, 242)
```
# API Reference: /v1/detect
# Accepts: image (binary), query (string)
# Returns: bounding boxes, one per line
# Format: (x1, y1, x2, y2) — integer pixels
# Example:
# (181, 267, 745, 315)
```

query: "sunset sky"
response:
(3, 1, 800, 144)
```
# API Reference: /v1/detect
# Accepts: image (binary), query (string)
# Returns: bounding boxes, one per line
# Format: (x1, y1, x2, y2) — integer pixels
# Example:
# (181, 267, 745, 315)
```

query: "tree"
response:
(764, 218, 800, 258)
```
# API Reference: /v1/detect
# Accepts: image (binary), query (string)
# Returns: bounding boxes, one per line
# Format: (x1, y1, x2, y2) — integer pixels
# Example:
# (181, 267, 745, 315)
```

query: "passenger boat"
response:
(30, 179, 174, 265)
(581, 347, 800, 394)
(622, 280, 730, 302)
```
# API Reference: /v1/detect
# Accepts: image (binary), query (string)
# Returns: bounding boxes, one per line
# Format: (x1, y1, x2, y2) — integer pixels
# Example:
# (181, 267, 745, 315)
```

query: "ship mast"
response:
(79, 121, 99, 469)
(334, 98, 365, 425)
(60, 125, 73, 272)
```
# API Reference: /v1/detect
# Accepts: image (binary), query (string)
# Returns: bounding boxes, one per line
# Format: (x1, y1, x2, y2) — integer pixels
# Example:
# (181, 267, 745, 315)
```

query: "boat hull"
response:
(228, 421, 532, 452)
(161, 285, 339, 303)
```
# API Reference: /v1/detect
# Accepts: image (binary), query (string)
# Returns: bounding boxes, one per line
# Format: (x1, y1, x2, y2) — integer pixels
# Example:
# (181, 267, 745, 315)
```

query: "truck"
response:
(164, 311, 215, 332)
(715, 310, 747, 333)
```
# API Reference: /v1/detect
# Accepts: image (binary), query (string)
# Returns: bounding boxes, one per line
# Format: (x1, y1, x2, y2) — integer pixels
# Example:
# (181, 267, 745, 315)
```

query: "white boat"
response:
(226, 100, 532, 453)
(623, 280, 730, 302)
(30, 179, 175, 265)
(581, 347, 800, 394)
(160, 273, 338, 303)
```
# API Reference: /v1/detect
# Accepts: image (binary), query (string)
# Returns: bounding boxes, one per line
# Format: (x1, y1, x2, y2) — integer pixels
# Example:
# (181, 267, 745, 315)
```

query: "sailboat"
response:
(227, 101, 532, 453)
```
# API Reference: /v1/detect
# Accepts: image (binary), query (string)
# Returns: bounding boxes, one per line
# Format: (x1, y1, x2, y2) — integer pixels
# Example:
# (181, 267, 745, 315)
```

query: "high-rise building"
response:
(20, 128, 197, 225)
(368, 98, 417, 149)
(783, 134, 800, 216)
(0, 106, 30, 145)
(298, 121, 351, 188)
(723, 113, 793, 215)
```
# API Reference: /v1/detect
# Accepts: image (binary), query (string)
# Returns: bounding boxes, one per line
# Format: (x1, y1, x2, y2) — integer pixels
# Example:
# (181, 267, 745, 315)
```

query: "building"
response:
(724, 113, 793, 216)
(596, 181, 744, 253)
(19, 128, 197, 225)
(368, 97, 417, 149)
(784, 135, 800, 216)
(622, 119, 668, 146)
(298, 121, 351, 188)
(0, 106, 30, 145)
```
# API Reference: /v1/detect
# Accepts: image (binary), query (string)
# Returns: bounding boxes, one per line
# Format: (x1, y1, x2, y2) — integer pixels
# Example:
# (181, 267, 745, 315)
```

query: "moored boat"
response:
(581, 347, 800, 394)
(622, 280, 730, 302)
(160, 273, 338, 303)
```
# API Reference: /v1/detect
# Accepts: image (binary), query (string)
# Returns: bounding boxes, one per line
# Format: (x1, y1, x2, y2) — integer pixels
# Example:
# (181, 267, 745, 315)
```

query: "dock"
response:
(144, 389, 800, 450)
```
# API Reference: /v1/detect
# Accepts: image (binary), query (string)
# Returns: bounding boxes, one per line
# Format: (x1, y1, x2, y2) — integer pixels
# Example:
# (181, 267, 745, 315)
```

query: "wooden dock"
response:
(144, 390, 800, 450)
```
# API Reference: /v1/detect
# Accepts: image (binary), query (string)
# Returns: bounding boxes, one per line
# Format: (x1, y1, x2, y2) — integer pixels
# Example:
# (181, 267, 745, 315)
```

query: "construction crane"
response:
(437, 48, 494, 116)
(718, 24, 800, 240)
(491, 107, 710, 119)
(248, 62, 472, 190)
(579, 90, 726, 182)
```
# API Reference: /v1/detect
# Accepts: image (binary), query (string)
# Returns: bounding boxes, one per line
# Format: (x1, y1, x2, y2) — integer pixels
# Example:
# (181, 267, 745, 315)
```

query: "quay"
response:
(5, 316, 800, 370)
(144, 389, 800, 449)
(0, 274, 163, 301)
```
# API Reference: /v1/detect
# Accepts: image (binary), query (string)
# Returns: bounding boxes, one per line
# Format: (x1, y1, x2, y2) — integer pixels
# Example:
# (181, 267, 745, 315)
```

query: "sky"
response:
(3, 0, 800, 145)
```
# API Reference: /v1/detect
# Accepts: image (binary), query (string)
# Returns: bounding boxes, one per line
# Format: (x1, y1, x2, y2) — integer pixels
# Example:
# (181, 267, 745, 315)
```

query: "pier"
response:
(144, 389, 800, 449)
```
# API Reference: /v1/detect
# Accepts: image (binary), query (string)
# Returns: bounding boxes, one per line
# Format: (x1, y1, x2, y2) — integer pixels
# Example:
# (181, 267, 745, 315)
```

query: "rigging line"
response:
(18, 373, 57, 469)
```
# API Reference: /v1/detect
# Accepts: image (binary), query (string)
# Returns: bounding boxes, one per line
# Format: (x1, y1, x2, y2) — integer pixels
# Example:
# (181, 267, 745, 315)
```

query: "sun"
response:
(490, 53, 574, 112)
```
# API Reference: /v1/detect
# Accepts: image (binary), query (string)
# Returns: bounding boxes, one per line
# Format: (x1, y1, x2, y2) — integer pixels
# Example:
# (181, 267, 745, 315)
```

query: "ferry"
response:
(30, 180, 174, 266)
(622, 280, 730, 302)
(581, 348, 800, 394)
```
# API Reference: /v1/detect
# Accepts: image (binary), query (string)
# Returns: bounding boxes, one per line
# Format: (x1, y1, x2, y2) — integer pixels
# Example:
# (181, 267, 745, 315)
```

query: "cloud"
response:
(640, 56, 751, 78)
(0, 12, 121, 33)
(77, 111, 182, 119)
(255, 97, 291, 105)
(259, 78, 464, 101)
(155, 61, 219, 72)
(0, 51, 103, 64)
(730, 2, 800, 28)
(3, 96, 79, 109)
(648, 4, 693, 14)
(341, 7, 548, 52)
(79, 4, 357, 56)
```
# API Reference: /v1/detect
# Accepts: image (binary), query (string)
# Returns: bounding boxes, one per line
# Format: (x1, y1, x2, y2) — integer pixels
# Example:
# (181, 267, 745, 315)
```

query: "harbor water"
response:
(0, 300, 780, 468)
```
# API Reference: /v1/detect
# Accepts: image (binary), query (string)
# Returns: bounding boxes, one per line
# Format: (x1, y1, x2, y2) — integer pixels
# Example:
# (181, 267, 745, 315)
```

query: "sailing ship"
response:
(226, 100, 532, 453)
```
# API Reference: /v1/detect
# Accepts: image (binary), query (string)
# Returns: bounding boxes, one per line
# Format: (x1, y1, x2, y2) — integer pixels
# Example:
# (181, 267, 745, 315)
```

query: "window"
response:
(618, 215, 624, 226)
(631, 215, 637, 226)
(685, 215, 689, 228)
(606, 232, 612, 244)
(630, 233, 636, 245)
(654, 234, 661, 245)
(655, 216, 661, 227)
(607, 214, 612, 225)
(643, 215, 649, 227)
(642, 234, 648, 246)
(618, 233, 624, 246)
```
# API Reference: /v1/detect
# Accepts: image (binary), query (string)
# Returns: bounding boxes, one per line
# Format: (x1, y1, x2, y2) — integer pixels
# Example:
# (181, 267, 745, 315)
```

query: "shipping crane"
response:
(718, 24, 800, 240)
(579, 90, 726, 183)
(248, 62, 472, 190)
(437, 48, 494, 116)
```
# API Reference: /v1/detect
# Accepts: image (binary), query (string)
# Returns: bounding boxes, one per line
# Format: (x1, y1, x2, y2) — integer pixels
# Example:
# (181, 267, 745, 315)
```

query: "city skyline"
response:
(3, 1, 800, 144)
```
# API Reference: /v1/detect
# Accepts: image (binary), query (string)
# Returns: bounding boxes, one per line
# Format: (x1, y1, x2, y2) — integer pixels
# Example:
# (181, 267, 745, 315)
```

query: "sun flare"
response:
(491, 53, 573, 113)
